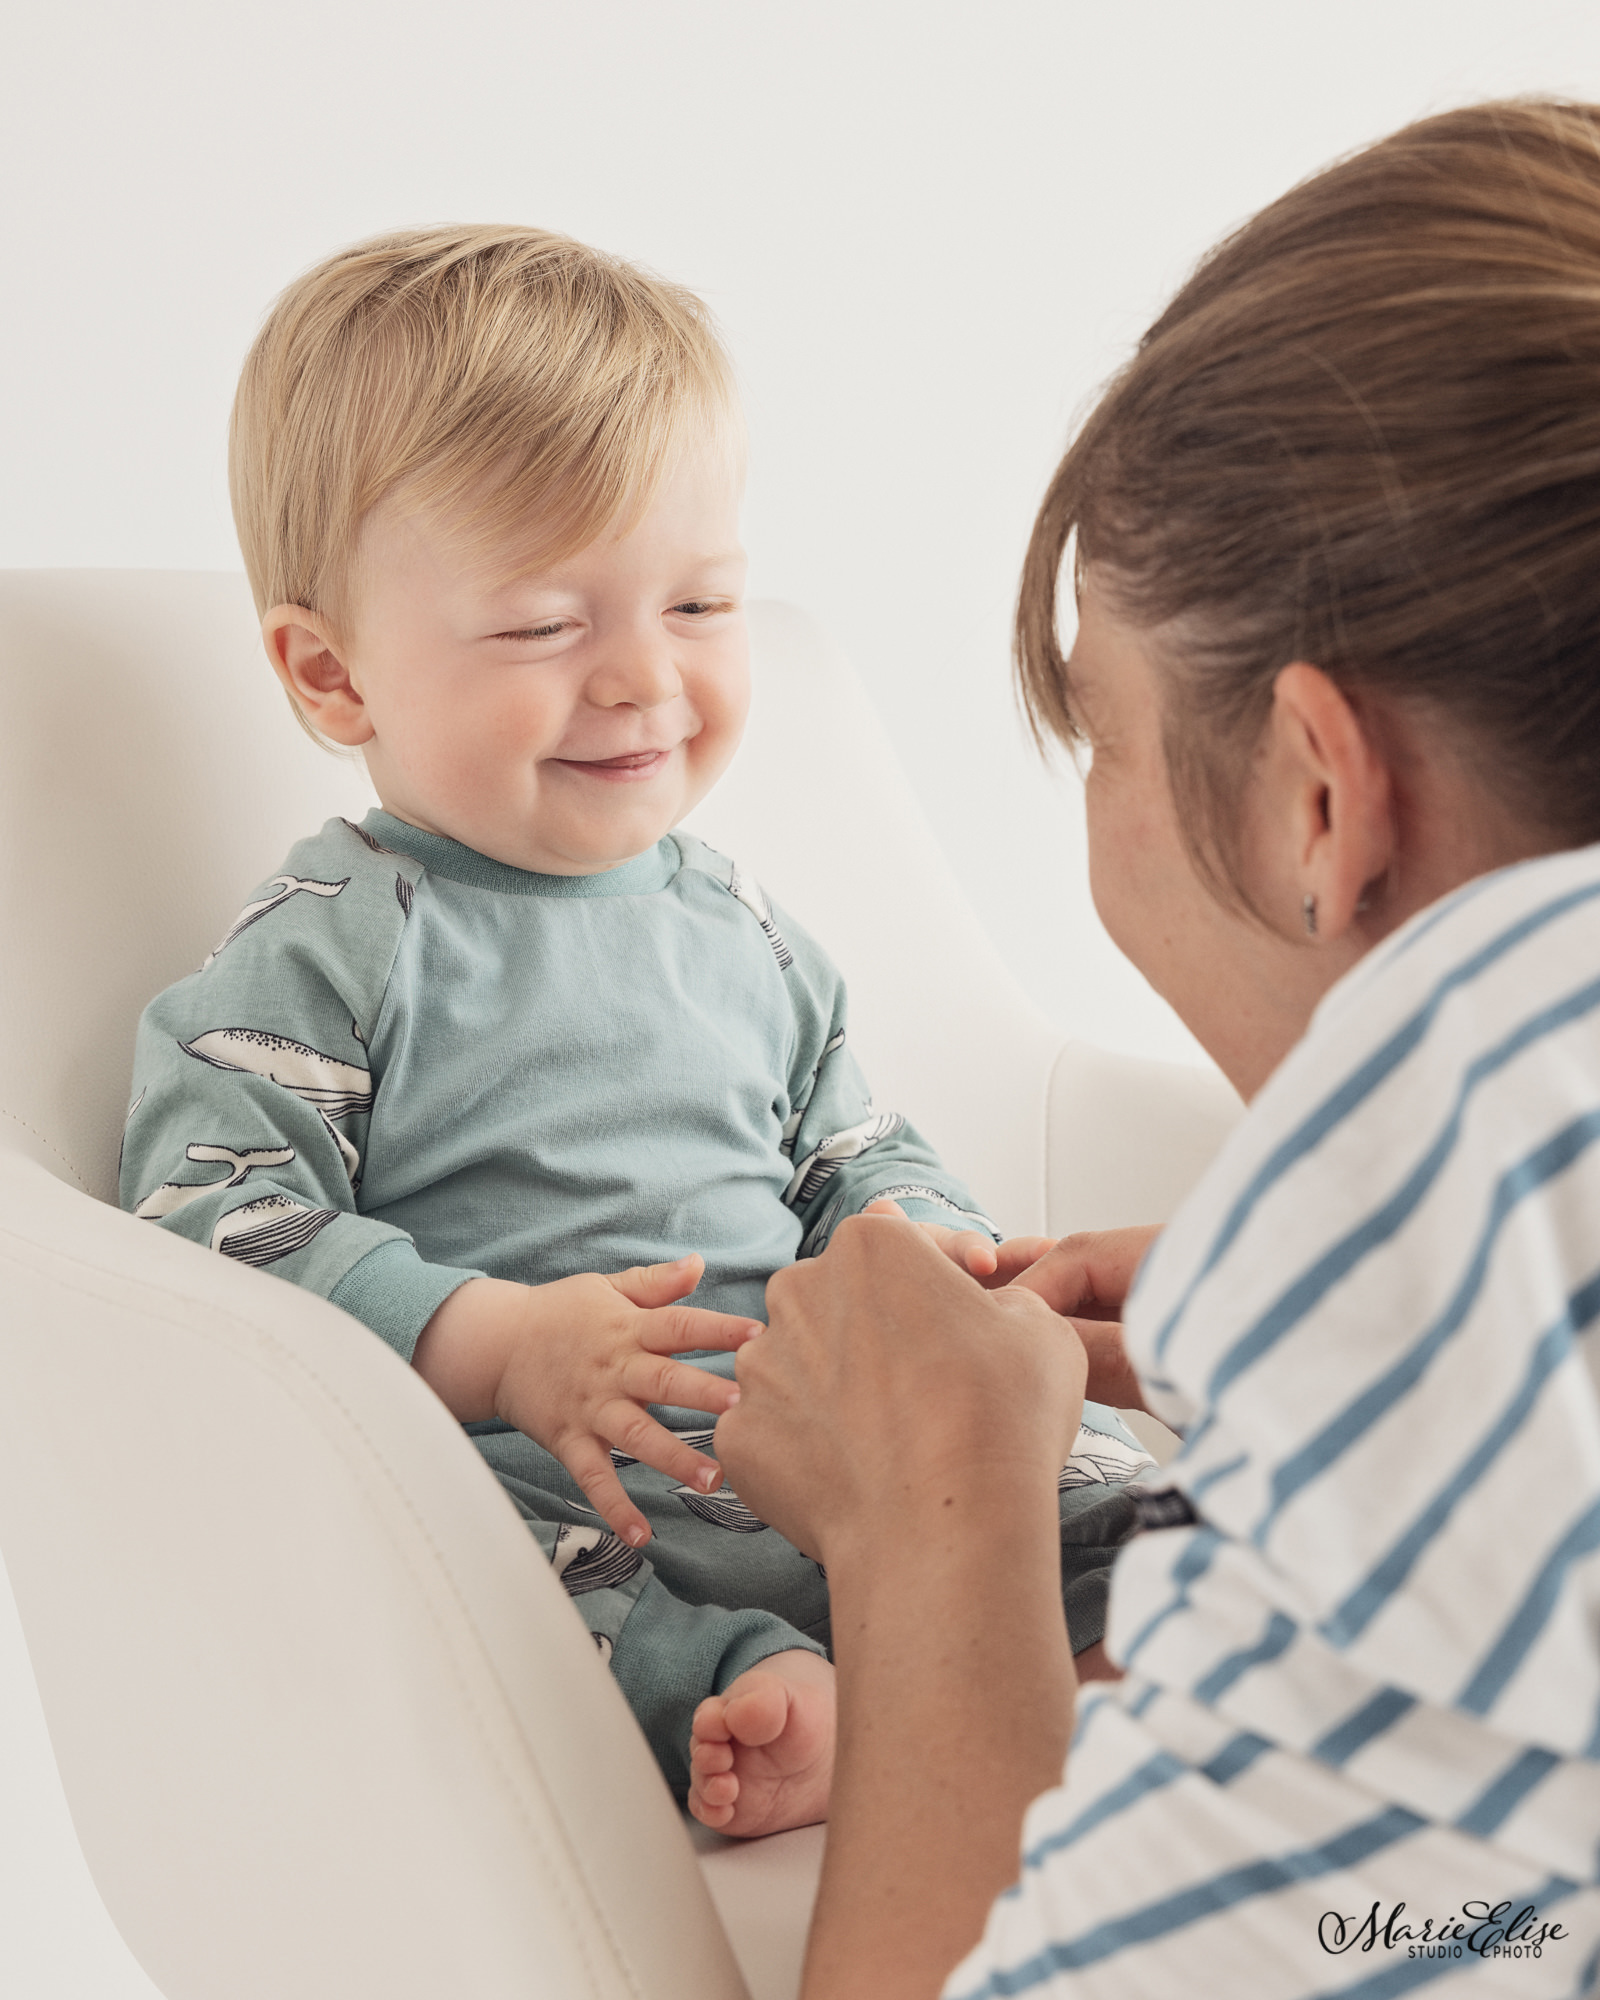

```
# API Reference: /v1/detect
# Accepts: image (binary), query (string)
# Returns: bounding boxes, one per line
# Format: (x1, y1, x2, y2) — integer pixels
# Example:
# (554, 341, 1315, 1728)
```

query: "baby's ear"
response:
(261, 605, 373, 745)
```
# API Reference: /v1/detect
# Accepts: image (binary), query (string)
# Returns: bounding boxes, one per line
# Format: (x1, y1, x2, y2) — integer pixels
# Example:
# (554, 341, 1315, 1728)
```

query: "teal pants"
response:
(467, 1398, 1144, 1797)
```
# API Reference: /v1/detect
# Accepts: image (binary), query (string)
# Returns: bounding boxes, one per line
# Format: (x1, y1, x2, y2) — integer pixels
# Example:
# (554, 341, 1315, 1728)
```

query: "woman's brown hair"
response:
(1016, 99, 1600, 905)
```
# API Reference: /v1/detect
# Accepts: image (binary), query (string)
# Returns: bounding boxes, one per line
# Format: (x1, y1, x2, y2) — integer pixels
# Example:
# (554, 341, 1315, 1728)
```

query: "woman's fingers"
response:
(723, 1214, 1087, 1557)
(1006, 1226, 1161, 1319)
(1065, 1316, 1150, 1414)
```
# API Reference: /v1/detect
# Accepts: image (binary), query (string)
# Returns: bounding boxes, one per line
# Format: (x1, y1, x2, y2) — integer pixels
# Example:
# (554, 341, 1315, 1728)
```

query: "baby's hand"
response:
(413, 1255, 761, 1548)
(861, 1198, 1053, 1287)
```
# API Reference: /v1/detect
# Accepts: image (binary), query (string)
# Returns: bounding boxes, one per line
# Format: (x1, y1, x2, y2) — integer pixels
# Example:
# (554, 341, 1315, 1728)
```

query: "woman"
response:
(716, 100, 1600, 1997)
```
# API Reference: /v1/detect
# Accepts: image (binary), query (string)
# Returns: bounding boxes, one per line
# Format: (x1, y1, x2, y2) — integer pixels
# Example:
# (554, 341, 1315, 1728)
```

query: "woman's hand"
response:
(720, 1210, 1089, 2000)
(861, 1197, 1058, 1289)
(720, 1211, 1087, 1564)
(1006, 1225, 1160, 1414)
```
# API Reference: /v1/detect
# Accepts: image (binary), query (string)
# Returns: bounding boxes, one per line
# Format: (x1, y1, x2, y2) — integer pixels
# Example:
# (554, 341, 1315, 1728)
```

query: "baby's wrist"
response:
(412, 1275, 523, 1421)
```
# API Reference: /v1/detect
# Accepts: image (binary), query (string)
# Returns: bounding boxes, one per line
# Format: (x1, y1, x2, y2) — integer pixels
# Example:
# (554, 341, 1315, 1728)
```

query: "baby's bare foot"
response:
(688, 1649, 835, 1837)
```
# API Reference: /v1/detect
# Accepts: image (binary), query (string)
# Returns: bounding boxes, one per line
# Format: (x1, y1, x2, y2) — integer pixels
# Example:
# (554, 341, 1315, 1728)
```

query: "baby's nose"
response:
(589, 634, 683, 708)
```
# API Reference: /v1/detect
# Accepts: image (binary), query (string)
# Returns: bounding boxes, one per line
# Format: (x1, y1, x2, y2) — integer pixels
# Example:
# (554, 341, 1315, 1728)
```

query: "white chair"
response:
(0, 571, 1241, 2000)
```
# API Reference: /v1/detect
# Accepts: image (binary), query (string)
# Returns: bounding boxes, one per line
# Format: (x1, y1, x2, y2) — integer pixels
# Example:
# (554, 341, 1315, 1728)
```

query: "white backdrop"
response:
(10, 0, 1600, 1069)
(7, 4, 1600, 1992)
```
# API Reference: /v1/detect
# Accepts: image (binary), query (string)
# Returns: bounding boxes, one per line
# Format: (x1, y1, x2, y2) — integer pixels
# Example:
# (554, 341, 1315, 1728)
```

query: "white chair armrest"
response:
(1047, 1040, 1244, 1236)
(0, 1145, 748, 2000)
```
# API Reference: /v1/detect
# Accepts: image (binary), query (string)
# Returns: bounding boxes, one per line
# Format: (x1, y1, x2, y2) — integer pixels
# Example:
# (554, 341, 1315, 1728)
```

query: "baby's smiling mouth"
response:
(553, 747, 675, 780)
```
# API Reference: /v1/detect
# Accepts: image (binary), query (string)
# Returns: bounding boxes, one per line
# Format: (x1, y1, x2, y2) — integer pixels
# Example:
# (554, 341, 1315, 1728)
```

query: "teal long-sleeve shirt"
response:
(120, 810, 995, 1360)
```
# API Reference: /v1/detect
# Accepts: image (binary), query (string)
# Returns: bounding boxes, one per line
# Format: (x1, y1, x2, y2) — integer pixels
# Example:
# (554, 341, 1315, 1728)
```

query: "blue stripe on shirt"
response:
(1326, 1273, 1600, 1646)
(1118, 1527, 1223, 1669)
(1311, 1687, 1418, 1768)
(1010, 1751, 1188, 1880)
(1188, 1452, 1248, 1502)
(1459, 1495, 1600, 1715)
(949, 1804, 1428, 1998)
(1191, 1609, 1297, 1704)
(1201, 1731, 1274, 1786)
(1454, 1745, 1561, 1838)
(1256, 1108, 1600, 1545)
(1205, 978, 1600, 1405)
(1149, 879, 1600, 1369)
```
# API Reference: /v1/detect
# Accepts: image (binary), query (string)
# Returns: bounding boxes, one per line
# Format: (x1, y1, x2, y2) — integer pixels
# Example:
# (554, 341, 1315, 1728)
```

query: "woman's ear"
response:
(261, 605, 375, 746)
(1268, 663, 1395, 941)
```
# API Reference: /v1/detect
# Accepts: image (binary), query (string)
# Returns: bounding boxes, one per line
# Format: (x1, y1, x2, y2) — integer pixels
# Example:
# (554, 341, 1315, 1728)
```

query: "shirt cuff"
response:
(327, 1239, 485, 1363)
(867, 1184, 1001, 1240)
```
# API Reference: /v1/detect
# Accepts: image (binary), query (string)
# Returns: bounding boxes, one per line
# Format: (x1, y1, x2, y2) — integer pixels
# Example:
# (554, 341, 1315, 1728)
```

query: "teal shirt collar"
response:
(363, 810, 682, 898)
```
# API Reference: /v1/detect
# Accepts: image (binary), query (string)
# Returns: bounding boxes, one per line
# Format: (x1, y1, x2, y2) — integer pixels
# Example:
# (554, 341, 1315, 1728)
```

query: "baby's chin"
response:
(498, 811, 686, 877)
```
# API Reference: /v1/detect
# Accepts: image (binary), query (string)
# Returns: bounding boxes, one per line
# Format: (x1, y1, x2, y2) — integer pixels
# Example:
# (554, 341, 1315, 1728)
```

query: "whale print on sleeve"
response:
(784, 1109, 907, 1207)
(133, 1140, 297, 1219)
(202, 875, 348, 969)
(726, 864, 794, 971)
(211, 1194, 340, 1267)
(780, 1029, 846, 1160)
(180, 1028, 373, 1188)
(179, 1029, 373, 1116)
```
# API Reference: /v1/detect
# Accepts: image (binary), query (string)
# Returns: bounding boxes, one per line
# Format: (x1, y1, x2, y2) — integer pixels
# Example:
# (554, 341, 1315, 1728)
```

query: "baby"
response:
(120, 225, 1152, 1836)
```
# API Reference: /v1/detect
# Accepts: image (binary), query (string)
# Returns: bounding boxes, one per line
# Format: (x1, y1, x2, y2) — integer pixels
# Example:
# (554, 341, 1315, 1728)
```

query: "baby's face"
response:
(339, 445, 749, 874)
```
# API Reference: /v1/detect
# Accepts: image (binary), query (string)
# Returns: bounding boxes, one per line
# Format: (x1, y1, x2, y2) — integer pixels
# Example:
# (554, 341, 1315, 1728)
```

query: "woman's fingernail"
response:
(626, 1524, 649, 1547)
(725, 1387, 741, 1406)
(697, 1466, 720, 1491)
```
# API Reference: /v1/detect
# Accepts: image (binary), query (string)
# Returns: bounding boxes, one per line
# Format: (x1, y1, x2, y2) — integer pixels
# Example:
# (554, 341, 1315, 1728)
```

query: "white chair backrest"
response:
(0, 570, 377, 1201)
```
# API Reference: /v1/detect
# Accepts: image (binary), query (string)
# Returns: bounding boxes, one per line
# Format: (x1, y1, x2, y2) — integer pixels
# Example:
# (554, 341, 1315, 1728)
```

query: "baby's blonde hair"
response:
(229, 223, 739, 644)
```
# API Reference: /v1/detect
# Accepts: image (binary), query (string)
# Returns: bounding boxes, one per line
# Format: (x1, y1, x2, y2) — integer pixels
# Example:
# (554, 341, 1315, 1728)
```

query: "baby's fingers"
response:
(984, 1235, 1059, 1288)
(556, 1436, 654, 1548)
(596, 1400, 726, 1495)
(604, 1254, 705, 1311)
(942, 1228, 1000, 1279)
(635, 1304, 764, 1358)
(629, 1350, 746, 1418)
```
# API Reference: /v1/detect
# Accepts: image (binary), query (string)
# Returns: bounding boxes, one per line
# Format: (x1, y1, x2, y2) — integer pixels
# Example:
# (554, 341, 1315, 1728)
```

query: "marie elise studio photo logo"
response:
(1319, 1900, 1568, 1963)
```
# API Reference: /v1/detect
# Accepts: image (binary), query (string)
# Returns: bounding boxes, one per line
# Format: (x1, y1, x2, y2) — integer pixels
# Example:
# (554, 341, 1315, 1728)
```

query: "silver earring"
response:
(1302, 893, 1318, 938)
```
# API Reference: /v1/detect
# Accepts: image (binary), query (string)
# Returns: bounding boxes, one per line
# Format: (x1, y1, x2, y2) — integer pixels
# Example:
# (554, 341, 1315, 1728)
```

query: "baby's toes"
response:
(689, 1786, 736, 1829)
(723, 1674, 790, 1749)
(695, 1768, 739, 1810)
(691, 1693, 733, 1746)
(690, 1735, 735, 1778)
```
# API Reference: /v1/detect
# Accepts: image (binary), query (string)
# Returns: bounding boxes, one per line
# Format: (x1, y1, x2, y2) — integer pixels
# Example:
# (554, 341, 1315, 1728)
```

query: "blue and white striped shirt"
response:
(948, 846, 1600, 1997)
